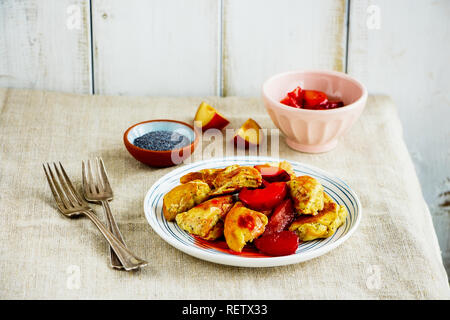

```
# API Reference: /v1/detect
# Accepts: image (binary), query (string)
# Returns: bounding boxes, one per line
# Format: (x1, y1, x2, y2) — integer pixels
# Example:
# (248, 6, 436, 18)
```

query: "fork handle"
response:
(101, 200, 126, 269)
(82, 210, 148, 271)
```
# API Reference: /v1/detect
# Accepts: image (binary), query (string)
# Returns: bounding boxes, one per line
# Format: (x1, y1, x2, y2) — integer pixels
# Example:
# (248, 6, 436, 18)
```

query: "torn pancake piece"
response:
(176, 195, 234, 240)
(289, 193, 347, 241)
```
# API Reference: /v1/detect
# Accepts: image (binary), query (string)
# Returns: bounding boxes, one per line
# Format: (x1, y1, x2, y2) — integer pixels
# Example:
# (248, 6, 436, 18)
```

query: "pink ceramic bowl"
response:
(262, 70, 368, 153)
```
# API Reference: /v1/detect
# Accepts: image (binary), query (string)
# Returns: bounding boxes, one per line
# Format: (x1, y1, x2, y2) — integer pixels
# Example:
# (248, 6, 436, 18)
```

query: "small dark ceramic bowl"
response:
(123, 119, 198, 167)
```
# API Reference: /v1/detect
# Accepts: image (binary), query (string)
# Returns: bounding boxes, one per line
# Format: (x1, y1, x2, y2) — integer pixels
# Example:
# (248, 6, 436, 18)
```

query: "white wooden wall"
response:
(0, 0, 92, 93)
(92, 0, 220, 96)
(222, 0, 347, 96)
(347, 0, 450, 271)
(0, 0, 448, 270)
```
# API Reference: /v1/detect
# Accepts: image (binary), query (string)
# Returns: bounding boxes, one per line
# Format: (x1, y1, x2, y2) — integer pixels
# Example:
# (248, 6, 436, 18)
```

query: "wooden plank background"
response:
(0, 0, 91, 93)
(347, 0, 450, 271)
(0, 0, 448, 272)
(91, 0, 220, 96)
(222, 0, 347, 96)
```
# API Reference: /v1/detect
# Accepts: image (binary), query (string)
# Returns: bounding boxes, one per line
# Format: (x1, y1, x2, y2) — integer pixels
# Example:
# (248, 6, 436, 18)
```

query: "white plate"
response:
(143, 156, 361, 267)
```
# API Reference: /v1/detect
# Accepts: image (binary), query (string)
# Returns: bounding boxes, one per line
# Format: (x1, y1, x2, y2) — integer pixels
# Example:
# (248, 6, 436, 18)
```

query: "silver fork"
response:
(43, 162, 148, 271)
(82, 158, 128, 269)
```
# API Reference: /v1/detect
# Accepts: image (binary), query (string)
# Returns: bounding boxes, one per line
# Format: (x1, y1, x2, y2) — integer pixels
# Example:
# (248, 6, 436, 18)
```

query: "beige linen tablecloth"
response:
(0, 88, 448, 299)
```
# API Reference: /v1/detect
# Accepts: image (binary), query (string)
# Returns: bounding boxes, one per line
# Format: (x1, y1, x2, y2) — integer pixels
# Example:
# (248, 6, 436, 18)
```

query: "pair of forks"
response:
(43, 158, 147, 271)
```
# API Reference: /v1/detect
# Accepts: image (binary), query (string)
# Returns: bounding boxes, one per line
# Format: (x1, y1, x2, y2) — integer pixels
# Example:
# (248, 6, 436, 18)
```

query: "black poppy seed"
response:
(133, 130, 190, 151)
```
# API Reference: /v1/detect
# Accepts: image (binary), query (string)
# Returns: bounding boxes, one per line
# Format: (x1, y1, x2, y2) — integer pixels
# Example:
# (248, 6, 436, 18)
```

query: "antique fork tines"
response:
(82, 158, 128, 269)
(43, 162, 147, 271)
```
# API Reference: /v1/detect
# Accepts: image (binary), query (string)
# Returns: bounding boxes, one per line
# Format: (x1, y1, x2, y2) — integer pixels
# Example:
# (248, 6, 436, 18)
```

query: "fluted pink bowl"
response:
(262, 70, 368, 153)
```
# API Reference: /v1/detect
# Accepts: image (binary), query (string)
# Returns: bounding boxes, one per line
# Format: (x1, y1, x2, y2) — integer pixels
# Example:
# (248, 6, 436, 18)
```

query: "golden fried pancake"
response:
(180, 166, 237, 187)
(175, 195, 234, 240)
(224, 202, 268, 252)
(278, 160, 296, 178)
(163, 180, 210, 221)
(264, 160, 296, 179)
(289, 193, 347, 241)
(180, 165, 262, 196)
(287, 175, 324, 215)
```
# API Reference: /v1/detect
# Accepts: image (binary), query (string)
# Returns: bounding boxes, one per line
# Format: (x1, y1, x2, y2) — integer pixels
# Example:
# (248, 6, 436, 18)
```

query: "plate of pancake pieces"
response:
(144, 157, 361, 267)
